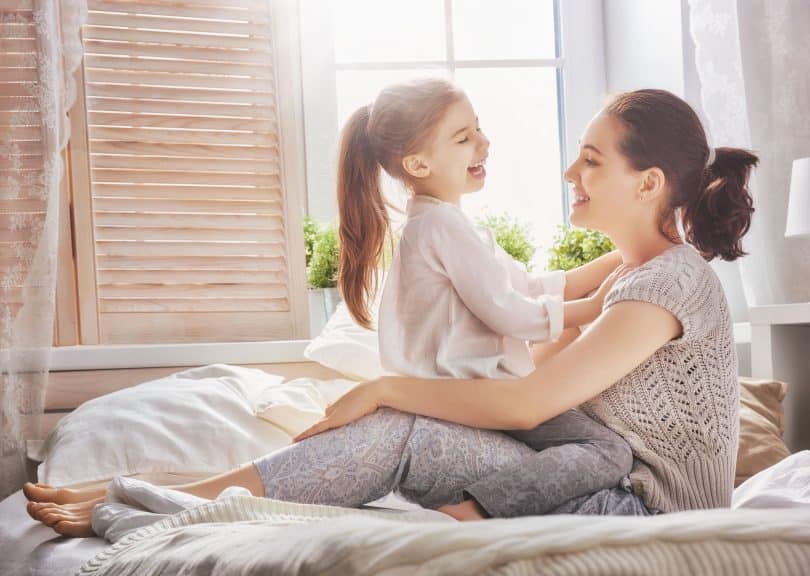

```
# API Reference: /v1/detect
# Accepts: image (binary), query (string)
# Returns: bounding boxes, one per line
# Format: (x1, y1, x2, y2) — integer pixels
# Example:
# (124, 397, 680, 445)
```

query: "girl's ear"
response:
(402, 154, 431, 179)
(638, 167, 666, 202)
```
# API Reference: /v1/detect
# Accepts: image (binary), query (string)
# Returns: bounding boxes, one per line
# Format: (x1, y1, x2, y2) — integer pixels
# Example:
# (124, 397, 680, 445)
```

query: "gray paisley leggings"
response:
(254, 408, 652, 517)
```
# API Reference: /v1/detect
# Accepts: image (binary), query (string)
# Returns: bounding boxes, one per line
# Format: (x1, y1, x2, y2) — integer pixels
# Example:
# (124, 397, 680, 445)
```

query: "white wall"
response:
(601, 0, 750, 325)
(603, 0, 684, 96)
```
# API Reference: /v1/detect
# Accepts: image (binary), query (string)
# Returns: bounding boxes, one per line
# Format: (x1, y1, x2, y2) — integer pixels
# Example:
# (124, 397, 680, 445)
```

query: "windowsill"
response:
(49, 340, 312, 372)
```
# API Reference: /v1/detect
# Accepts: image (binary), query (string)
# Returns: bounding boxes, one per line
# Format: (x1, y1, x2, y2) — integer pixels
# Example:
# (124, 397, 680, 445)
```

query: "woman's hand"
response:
(293, 380, 385, 442)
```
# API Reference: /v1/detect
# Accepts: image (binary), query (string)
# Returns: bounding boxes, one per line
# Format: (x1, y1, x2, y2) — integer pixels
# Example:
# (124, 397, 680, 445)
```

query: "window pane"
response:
(330, 0, 445, 63)
(454, 68, 563, 258)
(452, 0, 556, 60)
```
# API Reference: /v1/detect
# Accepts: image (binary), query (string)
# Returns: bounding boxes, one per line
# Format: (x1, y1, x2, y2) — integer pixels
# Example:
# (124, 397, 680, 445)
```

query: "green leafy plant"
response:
(547, 225, 615, 271)
(476, 214, 536, 269)
(307, 223, 339, 289)
(303, 216, 320, 269)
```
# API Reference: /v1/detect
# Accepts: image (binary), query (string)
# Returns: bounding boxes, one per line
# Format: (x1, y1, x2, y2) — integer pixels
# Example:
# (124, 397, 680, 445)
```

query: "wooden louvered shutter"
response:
(1, 1, 44, 326)
(72, 0, 308, 344)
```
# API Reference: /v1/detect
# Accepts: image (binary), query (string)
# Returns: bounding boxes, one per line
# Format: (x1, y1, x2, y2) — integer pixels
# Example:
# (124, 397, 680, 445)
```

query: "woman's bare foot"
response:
(27, 497, 103, 537)
(23, 482, 107, 505)
(437, 498, 489, 521)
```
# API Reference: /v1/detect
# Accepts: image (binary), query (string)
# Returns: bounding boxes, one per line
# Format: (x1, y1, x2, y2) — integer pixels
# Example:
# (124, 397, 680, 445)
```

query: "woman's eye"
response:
(584, 158, 596, 166)
(458, 137, 469, 144)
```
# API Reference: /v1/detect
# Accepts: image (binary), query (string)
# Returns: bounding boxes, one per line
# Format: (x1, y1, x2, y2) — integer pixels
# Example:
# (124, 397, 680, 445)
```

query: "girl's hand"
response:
(293, 380, 384, 442)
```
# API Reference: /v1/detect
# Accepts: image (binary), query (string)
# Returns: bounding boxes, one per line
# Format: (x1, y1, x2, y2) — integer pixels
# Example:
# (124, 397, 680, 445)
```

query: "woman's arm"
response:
(563, 250, 622, 300)
(295, 300, 681, 441)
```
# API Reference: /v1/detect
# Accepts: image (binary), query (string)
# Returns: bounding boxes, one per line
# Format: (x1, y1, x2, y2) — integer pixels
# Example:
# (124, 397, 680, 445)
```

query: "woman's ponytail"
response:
(605, 89, 759, 262)
(683, 147, 758, 261)
(336, 105, 389, 329)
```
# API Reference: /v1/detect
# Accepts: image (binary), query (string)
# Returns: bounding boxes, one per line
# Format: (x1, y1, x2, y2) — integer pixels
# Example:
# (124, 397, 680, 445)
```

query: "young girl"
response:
(335, 77, 633, 518)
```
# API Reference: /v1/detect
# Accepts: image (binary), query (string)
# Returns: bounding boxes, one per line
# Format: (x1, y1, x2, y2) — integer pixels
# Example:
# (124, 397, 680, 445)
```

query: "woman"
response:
(26, 89, 756, 535)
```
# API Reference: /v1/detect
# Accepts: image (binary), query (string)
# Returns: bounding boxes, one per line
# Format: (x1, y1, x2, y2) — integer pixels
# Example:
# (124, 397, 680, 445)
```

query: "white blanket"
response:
(78, 494, 810, 576)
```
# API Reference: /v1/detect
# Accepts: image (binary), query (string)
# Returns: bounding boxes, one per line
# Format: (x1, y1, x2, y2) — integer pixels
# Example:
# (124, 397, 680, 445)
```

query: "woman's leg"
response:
(549, 477, 654, 516)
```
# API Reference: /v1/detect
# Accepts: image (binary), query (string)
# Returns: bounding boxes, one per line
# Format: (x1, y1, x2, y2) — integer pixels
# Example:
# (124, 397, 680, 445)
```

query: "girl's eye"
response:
(584, 157, 596, 166)
(458, 137, 469, 144)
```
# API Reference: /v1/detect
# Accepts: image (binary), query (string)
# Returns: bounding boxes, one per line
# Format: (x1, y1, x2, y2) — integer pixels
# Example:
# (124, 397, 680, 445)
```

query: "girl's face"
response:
(563, 112, 645, 234)
(413, 95, 490, 202)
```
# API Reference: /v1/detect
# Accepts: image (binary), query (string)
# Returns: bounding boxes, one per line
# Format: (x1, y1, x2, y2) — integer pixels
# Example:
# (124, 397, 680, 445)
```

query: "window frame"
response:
(300, 0, 607, 228)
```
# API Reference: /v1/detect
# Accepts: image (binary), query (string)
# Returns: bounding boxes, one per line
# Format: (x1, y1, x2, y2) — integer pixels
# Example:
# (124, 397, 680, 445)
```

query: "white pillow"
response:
(37, 364, 342, 486)
(304, 302, 390, 381)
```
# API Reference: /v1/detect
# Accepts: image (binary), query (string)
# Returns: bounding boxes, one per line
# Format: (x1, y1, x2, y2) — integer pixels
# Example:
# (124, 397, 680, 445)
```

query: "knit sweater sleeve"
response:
(603, 248, 714, 342)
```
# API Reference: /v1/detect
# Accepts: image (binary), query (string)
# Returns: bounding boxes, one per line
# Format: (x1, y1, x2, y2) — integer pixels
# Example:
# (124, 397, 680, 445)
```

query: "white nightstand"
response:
(749, 303, 810, 451)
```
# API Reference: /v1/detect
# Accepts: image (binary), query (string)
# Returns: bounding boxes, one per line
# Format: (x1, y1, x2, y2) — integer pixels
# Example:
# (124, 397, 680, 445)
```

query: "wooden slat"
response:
(85, 68, 273, 90)
(0, 197, 46, 211)
(88, 113, 276, 132)
(0, 0, 33, 9)
(87, 0, 267, 13)
(0, 68, 37, 82)
(86, 97, 274, 117)
(88, 11, 270, 35)
(94, 197, 280, 212)
(95, 226, 285, 242)
(91, 154, 277, 173)
(89, 0, 270, 22)
(84, 54, 272, 77)
(99, 297, 290, 313)
(0, 140, 43, 155)
(99, 312, 292, 344)
(93, 183, 282, 201)
(0, 96, 38, 111)
(0, 125, 40, 138)
(0, 53, 36, 67)
(0, 110, 40, 125)
(0, 155, 43, 170)
(95, 241, 286, 257)
(97, 255, 286, 270)
(86, 83, 274, 104)
(0, 82, 35, 97)
(83, 26, 270, 51)
(91, 140, 276, 160)
(98, 268, 285, 284)
(88, 125, 277, 145)
(83, 40, 271, 64)
(94, 211, 282, 230)
(0, 38, 36, 52)
(0, 22, 35, 37)
(91, 169, 279, 186)
(98, 282, 288, 299)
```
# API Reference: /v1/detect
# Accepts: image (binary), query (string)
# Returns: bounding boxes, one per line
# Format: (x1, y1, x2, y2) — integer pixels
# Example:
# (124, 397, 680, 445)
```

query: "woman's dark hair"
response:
(605, 89, 758, 261)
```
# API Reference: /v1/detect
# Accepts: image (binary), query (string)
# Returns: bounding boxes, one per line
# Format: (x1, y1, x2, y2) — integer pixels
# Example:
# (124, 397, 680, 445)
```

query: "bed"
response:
(2, 311, 809, 575)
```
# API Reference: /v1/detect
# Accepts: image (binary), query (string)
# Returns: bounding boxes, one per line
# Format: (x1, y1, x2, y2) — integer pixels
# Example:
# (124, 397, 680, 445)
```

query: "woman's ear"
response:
(638, 167, 666, 202)
(402, 154, 431, 179)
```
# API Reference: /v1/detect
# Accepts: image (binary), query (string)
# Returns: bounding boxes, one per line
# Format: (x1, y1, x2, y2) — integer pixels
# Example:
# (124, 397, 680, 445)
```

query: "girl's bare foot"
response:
(23, 482, 107, 505)
(437, 498, 489, 521)
(27, 497, 103, 537)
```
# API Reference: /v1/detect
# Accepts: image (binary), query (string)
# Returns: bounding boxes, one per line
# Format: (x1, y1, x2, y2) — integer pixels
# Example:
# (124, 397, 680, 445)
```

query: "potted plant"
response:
(476, 214, 537, 269)
(304, 217, 341, 335)
(547, 224, 615, 271)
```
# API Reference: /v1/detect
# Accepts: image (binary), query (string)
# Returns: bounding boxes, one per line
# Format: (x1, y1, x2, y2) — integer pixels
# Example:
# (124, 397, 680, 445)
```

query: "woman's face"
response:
(563, 112, 644, 234)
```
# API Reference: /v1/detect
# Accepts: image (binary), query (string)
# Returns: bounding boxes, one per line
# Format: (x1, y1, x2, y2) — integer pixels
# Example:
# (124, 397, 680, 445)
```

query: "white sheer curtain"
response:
(0, 0, 86, 499)
(688, 0, 810, 307)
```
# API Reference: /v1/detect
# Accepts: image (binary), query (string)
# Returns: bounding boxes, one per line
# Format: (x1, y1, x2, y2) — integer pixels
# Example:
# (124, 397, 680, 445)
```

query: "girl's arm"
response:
(295, 300, 681, 440)
(563, 250, 623, 300)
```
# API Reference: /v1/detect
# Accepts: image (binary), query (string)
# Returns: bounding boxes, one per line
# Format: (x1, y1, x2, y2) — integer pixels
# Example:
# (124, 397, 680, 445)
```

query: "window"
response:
(301, 0, 606, 258)
(58, 0, 308, 345)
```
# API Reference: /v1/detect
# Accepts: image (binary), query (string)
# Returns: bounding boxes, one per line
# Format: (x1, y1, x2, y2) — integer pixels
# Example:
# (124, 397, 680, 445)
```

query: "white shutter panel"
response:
(79, 0, 306, 344)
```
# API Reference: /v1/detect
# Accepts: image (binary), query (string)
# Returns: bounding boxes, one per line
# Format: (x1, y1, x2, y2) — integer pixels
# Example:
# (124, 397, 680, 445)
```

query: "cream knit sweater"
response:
(583, 244, 739, 513)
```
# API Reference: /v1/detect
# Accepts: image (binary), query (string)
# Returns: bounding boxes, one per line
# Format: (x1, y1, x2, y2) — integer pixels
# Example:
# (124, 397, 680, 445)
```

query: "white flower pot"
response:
(308, 287, 342, 337)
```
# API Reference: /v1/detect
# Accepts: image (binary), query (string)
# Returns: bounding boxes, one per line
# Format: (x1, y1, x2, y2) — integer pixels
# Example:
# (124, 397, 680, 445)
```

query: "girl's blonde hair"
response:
(337, 78, 464, 328)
